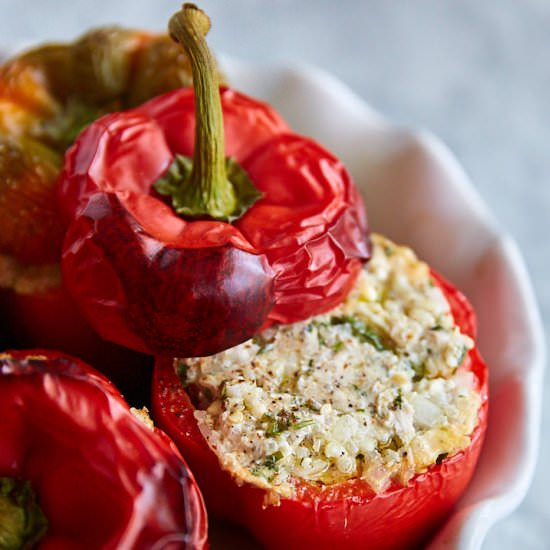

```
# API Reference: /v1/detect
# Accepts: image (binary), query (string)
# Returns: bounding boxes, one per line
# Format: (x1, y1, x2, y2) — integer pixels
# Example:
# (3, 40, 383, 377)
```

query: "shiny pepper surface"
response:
(0, 349, 208, 549)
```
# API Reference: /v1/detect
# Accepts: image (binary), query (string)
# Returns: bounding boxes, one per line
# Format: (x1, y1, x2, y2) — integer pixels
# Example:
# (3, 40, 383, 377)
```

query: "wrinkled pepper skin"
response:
(58, 87, 370, 357)
(0, 350, 208, 550)
(151, 272, 488, 550)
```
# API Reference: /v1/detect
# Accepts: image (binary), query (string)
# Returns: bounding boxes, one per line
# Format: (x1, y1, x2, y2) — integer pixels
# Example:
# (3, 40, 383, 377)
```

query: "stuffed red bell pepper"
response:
(58, 4, 370, 358)
(152, 234, 488, 550)
(0, 349, 208, 550)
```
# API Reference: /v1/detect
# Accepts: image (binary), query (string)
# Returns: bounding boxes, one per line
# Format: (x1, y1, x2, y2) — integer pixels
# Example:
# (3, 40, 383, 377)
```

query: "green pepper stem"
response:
(168, 3, 236, 218)
(0, 477, 48, 549)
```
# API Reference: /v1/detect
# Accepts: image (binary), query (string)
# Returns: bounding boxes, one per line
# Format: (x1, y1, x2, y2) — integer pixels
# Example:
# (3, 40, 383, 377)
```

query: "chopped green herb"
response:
(266, 412, 294, 436)
(264, 451, 283, 469)
(393, 389, 403, 409)
(267, 419, 287, 436)
(261, 412, 273, 424)
(311, 321, 330, 346)
(431, 323, 443, 331)
(251, 465, 275, 481)
(383, 245, 395, 257)
(351, 383, 360, 391)
(332, 340, 345, 352)
(291, 419, 315, 430)
(175, 362, 189, 385)
(412, 362, 427, 382)
(330, 316, 391, 351)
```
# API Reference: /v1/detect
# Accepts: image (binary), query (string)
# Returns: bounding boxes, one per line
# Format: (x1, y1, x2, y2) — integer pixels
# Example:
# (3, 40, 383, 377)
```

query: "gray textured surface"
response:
(2, 1, 548, 548)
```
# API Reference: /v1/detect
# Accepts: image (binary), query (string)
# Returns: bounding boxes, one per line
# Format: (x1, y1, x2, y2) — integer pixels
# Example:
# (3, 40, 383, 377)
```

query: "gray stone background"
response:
(2, 1, 548, 548)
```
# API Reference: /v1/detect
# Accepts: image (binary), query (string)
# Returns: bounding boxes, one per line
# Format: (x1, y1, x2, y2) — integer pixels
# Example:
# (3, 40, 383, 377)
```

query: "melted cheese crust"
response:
(178, 234, 481, 496)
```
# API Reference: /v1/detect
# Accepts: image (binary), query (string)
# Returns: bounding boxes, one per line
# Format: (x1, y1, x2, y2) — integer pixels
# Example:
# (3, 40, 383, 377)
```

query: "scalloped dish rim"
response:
(219, 54, 546, 550)
(0, 44, 544, 549)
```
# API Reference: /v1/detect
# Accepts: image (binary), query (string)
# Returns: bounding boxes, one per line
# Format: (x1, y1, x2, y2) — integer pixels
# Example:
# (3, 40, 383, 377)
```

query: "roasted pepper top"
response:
(58, 5, 370, 357)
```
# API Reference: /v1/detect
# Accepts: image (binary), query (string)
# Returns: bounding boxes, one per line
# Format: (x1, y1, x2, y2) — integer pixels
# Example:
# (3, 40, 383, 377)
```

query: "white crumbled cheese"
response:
(130, 407, 155, 431)
(176, 234, 481, 496)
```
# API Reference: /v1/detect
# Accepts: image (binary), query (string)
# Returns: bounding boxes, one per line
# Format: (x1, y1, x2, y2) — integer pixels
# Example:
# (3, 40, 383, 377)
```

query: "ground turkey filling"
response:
(176, 234, 482, 497)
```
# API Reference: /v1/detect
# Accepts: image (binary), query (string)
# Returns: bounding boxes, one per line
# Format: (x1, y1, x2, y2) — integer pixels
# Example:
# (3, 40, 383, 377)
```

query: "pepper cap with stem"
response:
(155, 3, 262, 222)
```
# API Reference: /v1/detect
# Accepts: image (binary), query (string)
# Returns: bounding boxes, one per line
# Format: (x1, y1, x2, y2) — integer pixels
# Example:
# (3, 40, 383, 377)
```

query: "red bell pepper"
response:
(151, 272, 488, 550)
(0, 349, 208, 550)
(58, 4, 370, 358)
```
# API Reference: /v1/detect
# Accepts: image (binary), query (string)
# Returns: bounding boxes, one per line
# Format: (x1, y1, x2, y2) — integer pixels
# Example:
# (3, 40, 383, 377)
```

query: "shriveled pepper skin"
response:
(59, 87, 370, 357)
(151, 272, 488, 550)
(0, 350, 208, 550)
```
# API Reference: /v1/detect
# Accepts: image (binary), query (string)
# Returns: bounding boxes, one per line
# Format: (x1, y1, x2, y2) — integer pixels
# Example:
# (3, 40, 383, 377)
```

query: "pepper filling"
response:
(177, 234, 481, 496)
